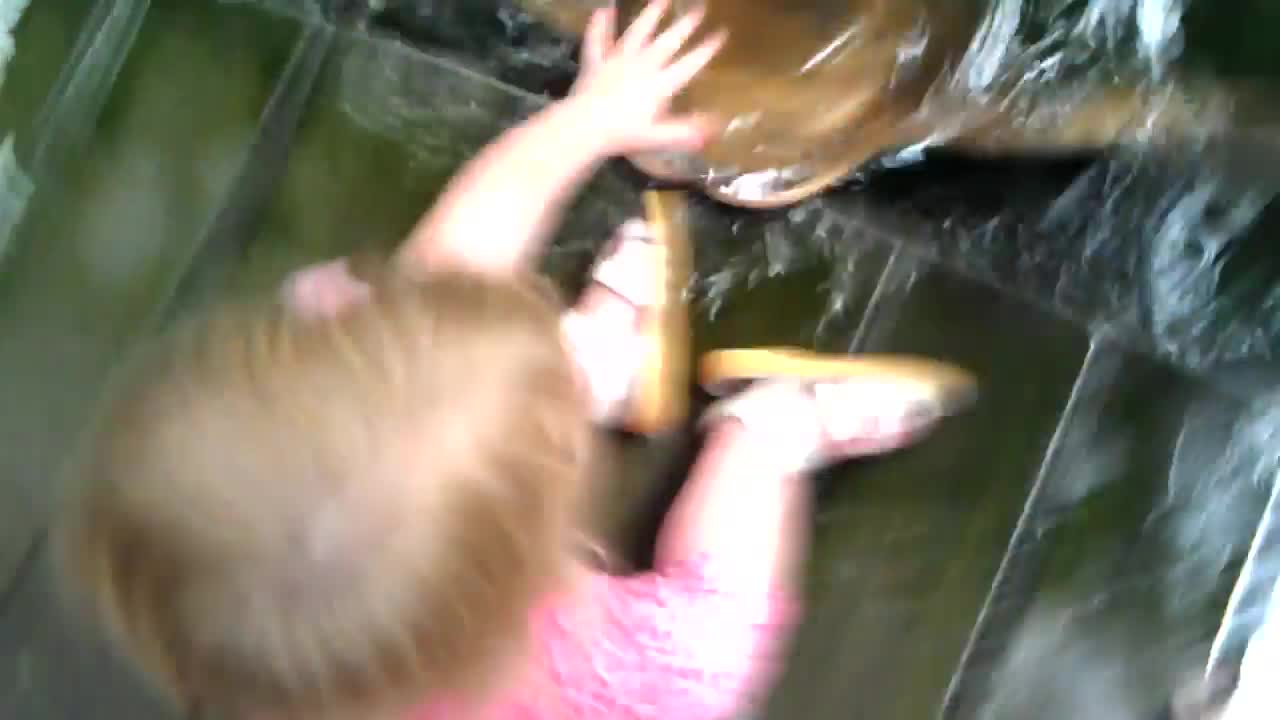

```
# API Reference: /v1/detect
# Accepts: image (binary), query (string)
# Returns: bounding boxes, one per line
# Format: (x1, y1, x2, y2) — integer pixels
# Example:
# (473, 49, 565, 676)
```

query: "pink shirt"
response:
(409, 556, 797, 720)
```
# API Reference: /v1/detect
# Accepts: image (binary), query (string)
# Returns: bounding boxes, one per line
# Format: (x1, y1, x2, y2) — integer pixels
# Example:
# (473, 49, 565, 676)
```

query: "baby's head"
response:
(57, 266, 592, 718)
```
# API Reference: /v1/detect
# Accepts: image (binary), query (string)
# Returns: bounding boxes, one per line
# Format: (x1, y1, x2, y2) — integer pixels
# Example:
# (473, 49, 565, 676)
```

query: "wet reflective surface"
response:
(5, 1, 1280, 718)
(607, 0, 982, 206)
(477, 0, 1254, 208)
(0, 4, 297, 714)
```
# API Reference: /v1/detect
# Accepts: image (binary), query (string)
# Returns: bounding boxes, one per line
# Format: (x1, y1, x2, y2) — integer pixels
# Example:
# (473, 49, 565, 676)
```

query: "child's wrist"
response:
(550, 95, 621, 159)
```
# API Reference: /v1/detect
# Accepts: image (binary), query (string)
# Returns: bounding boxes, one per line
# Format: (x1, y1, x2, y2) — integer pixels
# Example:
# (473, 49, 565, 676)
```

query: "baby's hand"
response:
(567, 0, 726, 155)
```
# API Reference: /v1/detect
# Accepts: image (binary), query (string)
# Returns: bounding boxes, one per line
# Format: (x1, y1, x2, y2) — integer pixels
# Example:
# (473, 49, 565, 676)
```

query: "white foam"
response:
(1221, 591, 1280, 720)
(0, 0, 34, 267)
(0, 134, 32, 264)
(0, 0, 33, 89)
(1219, 478, 1280, 720)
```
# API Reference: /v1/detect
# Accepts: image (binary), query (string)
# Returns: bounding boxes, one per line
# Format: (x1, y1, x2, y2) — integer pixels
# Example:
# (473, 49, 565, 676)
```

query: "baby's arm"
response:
(651, 418, 810, 601)
(397, 99, 610, 277)
(397, 1, 721, 278)
(561, 374, 956, 719)
(281, 2, 720, 317)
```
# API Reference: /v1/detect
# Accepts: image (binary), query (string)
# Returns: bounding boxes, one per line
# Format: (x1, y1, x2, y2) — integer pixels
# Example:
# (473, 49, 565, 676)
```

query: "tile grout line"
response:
(848, 245, 924, 353)
(29, 0, 151, 180)
(936, 332, 1122, 720)
(763, 245, 925, 720)
(0, 0, 152, 603)
(0, 16, 335, 615)
(0, 522, 41, 621)
(0, 0, 150, 280)
(1208, 464, 1280, 675)
(148, 18, 334, 329)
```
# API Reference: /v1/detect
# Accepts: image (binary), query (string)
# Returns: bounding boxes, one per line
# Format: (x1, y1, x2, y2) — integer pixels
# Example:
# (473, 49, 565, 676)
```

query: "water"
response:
(1205, 401, 1280, 660)
(4, 1, 1280, 718)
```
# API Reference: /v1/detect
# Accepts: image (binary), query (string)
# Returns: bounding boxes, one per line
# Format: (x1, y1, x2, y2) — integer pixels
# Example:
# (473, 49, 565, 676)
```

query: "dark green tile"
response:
(764, 267, 1088, 720)
(0, 0, 298, 586)
(0, 2, 94, 140)
(690, 221, 894, 354)
(217, 28, 643, 299)
(954, 348, 1271, 720)
(0, 546, 175, 720)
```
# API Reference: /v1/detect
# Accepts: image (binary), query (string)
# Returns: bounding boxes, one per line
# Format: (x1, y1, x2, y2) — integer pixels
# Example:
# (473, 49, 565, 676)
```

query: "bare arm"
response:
(564, 420, 806, 720)
(649, 371, 959, 596)
(654, 420, 809, 596)
(396, 99, 610, 277)
(282, 3, 723, 319)
(395, 1, 722, 279)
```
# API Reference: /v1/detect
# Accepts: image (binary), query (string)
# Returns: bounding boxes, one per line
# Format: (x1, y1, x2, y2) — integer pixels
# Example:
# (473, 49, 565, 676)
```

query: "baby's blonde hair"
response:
(56, 266, 592, 719)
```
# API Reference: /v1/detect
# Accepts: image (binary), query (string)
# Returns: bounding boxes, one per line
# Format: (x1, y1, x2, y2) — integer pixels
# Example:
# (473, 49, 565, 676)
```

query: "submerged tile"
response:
(221, 29, 538, 294)
(0, 0, 298, 586)
(0, 546, 176, 719)
(762, 266, 1088, 720)
(0, 0, 88, 139)
(950, 344, 1272, 720)
(217, 27, 648, 300)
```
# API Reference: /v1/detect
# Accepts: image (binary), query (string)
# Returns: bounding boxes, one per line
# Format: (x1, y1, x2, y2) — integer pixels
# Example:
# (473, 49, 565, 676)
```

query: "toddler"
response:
(56, 2, 977, 719)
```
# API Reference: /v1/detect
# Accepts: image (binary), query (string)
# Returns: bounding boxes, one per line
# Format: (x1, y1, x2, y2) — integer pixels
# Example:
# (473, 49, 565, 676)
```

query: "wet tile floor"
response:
(3, 1, 1280, 718)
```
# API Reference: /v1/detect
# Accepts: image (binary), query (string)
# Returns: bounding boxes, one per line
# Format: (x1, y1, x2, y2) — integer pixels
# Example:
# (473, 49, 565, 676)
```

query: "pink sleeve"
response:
(542, 556, 799, 720)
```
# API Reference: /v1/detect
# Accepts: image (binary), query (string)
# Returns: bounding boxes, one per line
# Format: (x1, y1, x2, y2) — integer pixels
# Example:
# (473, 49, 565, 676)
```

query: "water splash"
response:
(1160, 395, 1276, 623)
(0, 0, 32, 89)
(1220, 557, 1280, 719)
(1204, 398, 1280, 675)
(0, 135, 31, 266)
(0, 0, 33, 268)
(949, 0, 1188, 99)
(975, 604, 1156, 720)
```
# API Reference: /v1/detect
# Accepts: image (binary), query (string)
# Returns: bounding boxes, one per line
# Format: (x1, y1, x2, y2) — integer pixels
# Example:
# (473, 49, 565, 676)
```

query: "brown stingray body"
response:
(613, 0, 982, 207)
(521, 0, 1238, 208)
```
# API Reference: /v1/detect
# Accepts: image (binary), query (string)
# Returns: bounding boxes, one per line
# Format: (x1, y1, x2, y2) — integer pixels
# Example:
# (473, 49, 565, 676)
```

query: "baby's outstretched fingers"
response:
(662, 29, 727, 94)
(647, 6, 707, 66)
(562, 1, 725, 155)
(580, 7, 617, 73)
(619, 0, 671, 55)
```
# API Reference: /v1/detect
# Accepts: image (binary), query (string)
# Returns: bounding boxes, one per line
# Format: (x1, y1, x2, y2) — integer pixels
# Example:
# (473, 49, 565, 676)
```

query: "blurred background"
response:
(3, 1, 1280, 718)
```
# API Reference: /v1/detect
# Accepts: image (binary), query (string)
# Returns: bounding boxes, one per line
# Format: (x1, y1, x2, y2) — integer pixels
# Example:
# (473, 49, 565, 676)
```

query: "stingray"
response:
(519, 0, 1255, 209)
